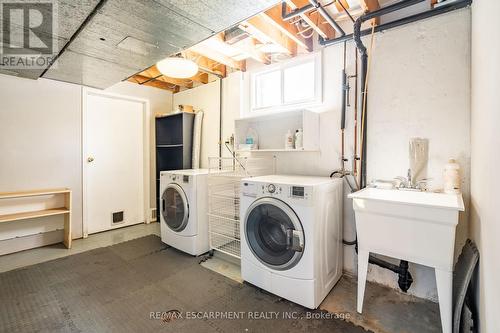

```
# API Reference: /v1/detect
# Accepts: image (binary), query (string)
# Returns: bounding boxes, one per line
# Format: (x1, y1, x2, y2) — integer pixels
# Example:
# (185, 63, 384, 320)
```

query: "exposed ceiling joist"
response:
(190, 72, 210, 84)
(128, 0, 354, 92)
(240, 15, 297, 57)
(231, 38, 271, 64)
(359, 0, 381, 11)
(283, 0, 331, 39)
(141, 67, 194, 88)
(334, 0, 351, 13)
(359, 0, 381, 24)
(188, 43, 246, 72)
(261, 6, 313, 52)
(128, 76, 179, 93)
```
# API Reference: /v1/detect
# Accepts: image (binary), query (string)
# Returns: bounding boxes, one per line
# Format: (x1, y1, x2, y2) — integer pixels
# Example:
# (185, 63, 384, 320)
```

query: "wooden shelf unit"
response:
(0, 188, 72, 249)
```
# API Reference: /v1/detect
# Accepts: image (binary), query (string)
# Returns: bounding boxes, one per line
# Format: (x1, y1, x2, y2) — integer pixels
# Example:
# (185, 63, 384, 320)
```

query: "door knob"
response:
(87, 157, 95, 163)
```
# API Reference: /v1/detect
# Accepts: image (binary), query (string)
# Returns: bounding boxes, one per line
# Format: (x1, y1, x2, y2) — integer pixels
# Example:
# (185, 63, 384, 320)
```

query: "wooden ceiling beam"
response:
(128, 76, 178, 92)
(261, 6, 312, 52)
(231, 37, 271, 64)
(143, 67, 194, 88)
(183, 50, 227, 77)
(359, 0, 380, 24)
(188, 44, 246, 72)
(285, 0, 335, 39)
(333, 0, 350, 13)
(240, 15, 297, 56)
(190, 72, 209, 84)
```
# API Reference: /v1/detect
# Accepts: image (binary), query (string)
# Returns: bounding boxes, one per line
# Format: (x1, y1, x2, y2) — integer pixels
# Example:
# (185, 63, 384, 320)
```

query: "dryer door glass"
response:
(245, 198, 304, 270)
(161, 184, 188, 232)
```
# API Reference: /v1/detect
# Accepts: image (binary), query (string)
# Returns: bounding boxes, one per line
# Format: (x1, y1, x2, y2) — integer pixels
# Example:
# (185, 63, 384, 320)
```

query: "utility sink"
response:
(348, 188, 464, 333)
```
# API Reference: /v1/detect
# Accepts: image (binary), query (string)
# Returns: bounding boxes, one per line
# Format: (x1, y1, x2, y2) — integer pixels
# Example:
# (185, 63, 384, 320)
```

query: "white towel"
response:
(192, 110, 204, 168)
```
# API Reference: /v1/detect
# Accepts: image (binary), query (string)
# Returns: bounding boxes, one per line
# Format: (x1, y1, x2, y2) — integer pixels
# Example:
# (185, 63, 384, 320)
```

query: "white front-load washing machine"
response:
(240, 175, 343, 309)
(160, 169, 209, 256)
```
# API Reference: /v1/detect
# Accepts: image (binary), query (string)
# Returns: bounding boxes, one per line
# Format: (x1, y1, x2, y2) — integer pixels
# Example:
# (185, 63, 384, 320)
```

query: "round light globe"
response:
(156, 57, 199, 79)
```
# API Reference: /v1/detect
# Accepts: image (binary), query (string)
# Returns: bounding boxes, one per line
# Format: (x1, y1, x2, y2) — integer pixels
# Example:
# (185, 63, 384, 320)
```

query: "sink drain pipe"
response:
(353, 0, 426, 292)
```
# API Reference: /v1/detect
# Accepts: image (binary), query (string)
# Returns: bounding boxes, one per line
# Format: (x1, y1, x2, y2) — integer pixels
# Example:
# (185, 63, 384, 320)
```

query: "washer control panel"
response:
(248, 183, 311, 201)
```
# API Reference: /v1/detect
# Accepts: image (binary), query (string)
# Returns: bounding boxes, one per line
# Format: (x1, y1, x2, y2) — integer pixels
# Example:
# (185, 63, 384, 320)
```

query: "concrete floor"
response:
(0, 224, 441, 333)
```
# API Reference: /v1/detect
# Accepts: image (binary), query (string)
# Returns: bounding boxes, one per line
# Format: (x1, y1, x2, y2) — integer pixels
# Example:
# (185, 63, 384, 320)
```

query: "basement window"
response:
(251, 52, 322, 113)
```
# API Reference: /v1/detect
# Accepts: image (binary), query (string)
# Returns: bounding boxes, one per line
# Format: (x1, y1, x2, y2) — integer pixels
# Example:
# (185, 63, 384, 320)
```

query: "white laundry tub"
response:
(349, 188, 464, 333)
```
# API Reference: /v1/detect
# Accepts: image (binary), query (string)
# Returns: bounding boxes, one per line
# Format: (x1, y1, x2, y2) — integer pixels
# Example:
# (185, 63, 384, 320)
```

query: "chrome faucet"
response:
(394, 169, 430, 191)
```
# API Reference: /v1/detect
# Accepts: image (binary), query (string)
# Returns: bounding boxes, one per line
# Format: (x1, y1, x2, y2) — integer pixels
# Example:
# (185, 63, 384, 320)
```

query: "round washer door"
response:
(244, 197, 304, 271)
(161, 183, 189, 232)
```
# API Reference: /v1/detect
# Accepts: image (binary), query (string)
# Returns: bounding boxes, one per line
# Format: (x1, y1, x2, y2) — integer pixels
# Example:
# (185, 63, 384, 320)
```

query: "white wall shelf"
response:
(235, 109, 320, 152)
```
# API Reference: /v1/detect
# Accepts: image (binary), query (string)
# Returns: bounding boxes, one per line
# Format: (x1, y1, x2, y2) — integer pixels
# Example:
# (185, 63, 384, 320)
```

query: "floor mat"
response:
(0, 235, 370, 333)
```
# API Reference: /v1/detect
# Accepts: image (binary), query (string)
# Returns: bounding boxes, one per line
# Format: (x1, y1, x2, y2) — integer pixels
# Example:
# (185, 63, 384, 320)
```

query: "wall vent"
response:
(150, 208, 157, 222)
(112, 211, 124, 224)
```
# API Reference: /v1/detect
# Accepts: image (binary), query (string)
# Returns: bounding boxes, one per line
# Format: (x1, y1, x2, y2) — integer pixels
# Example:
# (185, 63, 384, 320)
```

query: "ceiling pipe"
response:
(319, 0, 472, 46)
(308, 0, 346, 36)
(281, 2, 315, 21)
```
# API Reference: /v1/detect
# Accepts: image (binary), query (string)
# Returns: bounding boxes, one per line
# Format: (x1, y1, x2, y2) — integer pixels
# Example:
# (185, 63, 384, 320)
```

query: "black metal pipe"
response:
(281, 1, 315, 21)
(351, 0, 430, 290)
(368, 255, 413, 292)
(341, 70, 347, 130)
(319, 0, 472, 46)
(355, 0, 427, 189)
(309, 0, 345, 36)
(351, 240, 414, 292)
(364, 0, 425, 21)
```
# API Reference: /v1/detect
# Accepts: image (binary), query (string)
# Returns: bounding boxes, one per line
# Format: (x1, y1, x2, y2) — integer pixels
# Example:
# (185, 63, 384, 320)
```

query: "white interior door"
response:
(83, 90, 148, 235)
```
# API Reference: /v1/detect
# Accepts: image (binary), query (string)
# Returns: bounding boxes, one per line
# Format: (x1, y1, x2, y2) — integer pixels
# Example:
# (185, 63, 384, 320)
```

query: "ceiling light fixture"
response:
(156, 57, 199, 79)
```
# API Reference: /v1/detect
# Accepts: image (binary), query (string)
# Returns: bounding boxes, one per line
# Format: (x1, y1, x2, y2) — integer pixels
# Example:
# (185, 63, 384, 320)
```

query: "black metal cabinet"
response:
(155, 112, 194, 209)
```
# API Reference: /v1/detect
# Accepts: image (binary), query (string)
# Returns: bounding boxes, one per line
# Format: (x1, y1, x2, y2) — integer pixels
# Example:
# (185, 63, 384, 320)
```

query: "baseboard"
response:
(0, 230, 64, 256)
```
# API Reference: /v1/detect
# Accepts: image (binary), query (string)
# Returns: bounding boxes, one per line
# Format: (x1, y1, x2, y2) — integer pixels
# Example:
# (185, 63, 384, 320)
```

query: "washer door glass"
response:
(161, 184, 188, 232)
(245, 198, 304, 270)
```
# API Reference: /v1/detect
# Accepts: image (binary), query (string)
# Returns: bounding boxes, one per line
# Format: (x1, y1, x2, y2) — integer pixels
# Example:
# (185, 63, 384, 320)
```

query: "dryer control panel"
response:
(161, 173, 190, 184)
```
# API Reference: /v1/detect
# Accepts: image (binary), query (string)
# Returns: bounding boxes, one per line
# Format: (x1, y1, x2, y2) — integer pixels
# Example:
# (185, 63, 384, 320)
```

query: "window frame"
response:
(250, 51, 323, 114)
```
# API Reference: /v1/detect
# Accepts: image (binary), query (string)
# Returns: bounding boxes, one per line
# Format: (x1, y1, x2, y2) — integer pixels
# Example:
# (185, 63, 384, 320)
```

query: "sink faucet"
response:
(394, 169, 430, 191)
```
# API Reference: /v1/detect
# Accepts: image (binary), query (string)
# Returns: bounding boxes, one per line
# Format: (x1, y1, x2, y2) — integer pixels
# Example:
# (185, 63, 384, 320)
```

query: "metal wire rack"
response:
(208, 156, 275, 259)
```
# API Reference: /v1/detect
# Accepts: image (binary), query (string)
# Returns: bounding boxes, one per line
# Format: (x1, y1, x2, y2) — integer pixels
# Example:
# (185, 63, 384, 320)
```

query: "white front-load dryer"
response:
(240, 175, 343, 309)
(160, 169, 209, 256)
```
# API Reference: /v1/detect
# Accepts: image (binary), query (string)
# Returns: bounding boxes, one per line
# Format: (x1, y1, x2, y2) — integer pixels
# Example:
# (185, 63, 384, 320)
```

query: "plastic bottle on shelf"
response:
(295, 128, 303, 150)
(285, 130, 294, 150)
(443, 158, 461, 194)
(246, 128, 259, 150)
